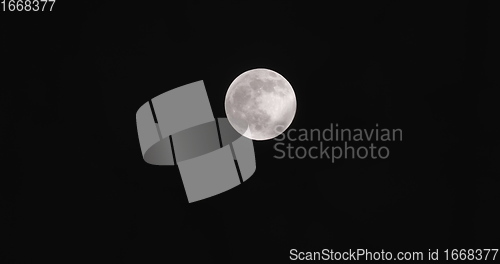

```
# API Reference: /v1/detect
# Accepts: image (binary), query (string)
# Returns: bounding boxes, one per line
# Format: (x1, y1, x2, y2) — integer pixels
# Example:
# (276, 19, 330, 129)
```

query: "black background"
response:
(1, 1, 499, 262)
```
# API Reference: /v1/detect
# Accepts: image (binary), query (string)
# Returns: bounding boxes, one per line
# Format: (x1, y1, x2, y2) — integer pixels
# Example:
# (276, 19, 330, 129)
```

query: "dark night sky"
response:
(1, 1, 499, 262)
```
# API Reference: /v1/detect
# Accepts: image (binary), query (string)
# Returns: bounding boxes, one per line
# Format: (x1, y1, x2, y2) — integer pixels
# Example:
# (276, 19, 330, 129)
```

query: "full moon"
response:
(225, 68, 297, 141)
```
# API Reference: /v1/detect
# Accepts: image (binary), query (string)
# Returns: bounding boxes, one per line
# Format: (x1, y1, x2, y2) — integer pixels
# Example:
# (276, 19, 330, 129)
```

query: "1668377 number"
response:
(443, 249, 498, 261)
(2, 0, 55, 11)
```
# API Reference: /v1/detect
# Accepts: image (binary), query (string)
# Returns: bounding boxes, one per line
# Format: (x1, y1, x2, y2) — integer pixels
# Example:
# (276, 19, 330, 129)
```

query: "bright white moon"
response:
(225, 68, 297, 141)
